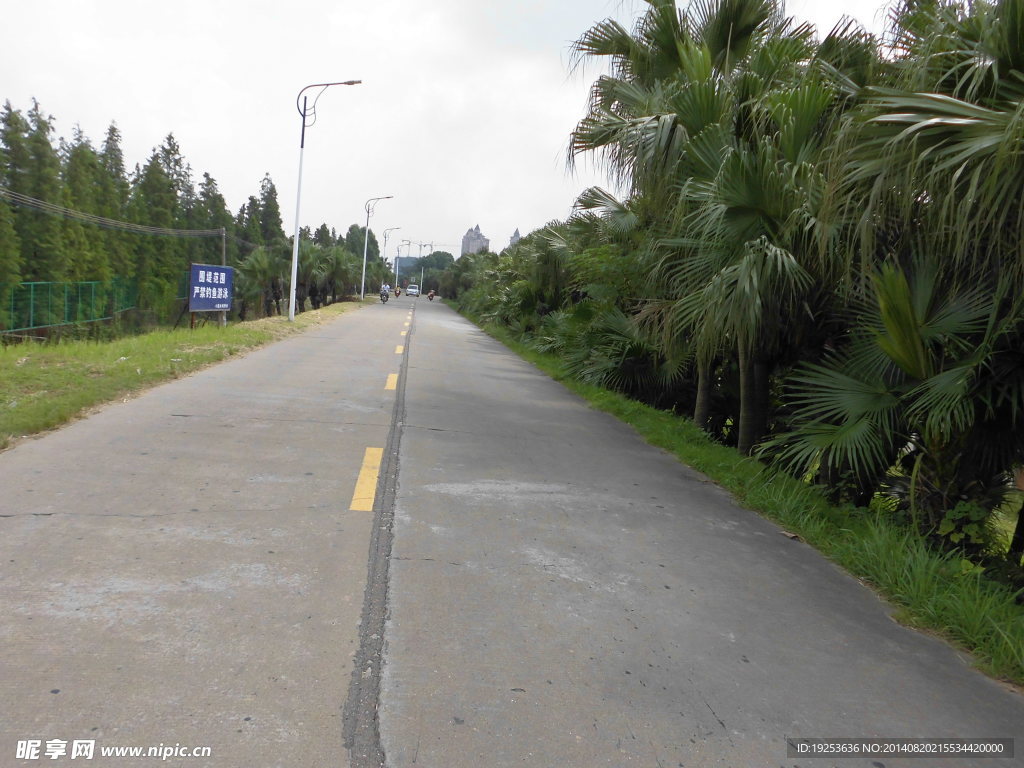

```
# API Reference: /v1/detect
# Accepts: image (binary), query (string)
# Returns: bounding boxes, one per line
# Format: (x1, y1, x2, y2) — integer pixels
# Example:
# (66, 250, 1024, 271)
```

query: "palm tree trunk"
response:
(753, 355, 770, 442)
(737, 341, 757, 455)
(694, 357, 712, 431)
(1009, 467, 1024, 565)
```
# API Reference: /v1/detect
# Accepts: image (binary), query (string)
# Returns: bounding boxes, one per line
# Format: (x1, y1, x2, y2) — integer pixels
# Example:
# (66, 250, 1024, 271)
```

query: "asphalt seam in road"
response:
(343, 306, 412, 768)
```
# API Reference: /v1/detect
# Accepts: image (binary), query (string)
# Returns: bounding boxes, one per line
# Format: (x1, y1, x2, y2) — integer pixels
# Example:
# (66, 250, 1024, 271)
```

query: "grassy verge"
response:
(0, 301, 367, 449)
(453, 305, 1024, 687)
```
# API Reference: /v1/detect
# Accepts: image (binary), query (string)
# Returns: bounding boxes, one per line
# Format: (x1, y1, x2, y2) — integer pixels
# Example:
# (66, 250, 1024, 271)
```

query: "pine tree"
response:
(258, 174, 286, 246)
(344, 224, 378, 261)
(22, 101, 67, 281)
(98, 122, 133, 280)
(61, 127, 111, 282)
(156, 133, 197, 272)
(0, 200, 22, 321)
(313, 223, 333, 247)
(1, 101, 30, 191)
(196, 173, 236, 266)
(0, 106, 24, 307)
(1, 103, 38, 280)
(236, 196, 263, 252)
(128, 153, 178, 309)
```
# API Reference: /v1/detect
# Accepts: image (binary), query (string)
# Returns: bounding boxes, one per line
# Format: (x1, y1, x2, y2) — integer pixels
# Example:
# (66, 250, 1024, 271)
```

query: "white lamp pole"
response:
(289, 80, 361, 321)
(382, 227, 400, 288)
(399, 239, 412, 287)
(421, 241, 432, 287)
(360, 196, 393, 299)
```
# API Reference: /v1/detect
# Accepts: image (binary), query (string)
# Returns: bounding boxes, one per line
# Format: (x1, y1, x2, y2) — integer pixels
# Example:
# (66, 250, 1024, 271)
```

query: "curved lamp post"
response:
(360, 196, 392, 299)
(399, 239, 412, 287)
(382, 226, 400, 287)
(421, 242, 433, 287)
(289, 80, 361, 321)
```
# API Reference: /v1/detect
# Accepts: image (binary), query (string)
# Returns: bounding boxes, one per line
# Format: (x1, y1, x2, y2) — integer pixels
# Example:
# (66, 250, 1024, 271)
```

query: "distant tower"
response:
(510, 228, 521, 247)
(461, 224, 490, 256)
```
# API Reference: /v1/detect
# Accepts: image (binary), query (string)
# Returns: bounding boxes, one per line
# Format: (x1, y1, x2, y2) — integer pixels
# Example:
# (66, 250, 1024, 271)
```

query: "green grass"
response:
(457, 307, 1024, 686)
(1, 301, 365, 449)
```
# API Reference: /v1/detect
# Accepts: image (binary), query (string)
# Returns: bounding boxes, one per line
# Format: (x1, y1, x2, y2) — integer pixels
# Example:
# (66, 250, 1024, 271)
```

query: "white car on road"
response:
(406, 285, 420, 297)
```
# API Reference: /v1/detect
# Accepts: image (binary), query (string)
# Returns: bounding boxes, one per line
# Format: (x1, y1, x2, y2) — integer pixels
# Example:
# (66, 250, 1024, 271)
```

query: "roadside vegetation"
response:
(0, 301, 364, 450)
(439, 0, 1024, 683)
(0, 102, 393, 329)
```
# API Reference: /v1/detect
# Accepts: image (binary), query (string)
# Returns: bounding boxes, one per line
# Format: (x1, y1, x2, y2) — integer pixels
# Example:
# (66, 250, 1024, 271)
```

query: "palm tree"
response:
(784, 0, 1024, 552)
(235, 246, 286, 318)
(766, 262, 1024, 549)
(571, 0, 873, 453)
(314, 246, 358, 305)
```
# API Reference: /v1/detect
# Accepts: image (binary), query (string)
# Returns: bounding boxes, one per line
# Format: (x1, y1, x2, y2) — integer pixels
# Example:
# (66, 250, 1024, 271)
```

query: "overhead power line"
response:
(0, 185, 224, 238)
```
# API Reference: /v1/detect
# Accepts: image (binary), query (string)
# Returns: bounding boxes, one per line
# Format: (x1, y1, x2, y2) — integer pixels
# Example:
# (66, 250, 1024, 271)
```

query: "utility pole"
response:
(220, 227, 227, 327)
(288, 80, 361, 321)
(421, 242, 432, 288)
(399, 240, 412, 287)
(383, 227, 400, 286)
(360, 196, 393, 299)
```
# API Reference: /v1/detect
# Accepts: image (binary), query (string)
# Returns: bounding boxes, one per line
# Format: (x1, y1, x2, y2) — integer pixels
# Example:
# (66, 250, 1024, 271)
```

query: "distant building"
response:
(461, 224, 490, 256)
(509, 228, 521, 247)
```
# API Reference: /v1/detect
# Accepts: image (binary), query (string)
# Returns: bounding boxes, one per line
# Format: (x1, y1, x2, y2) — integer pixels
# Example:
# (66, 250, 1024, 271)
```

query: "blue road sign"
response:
(189, 264, 234, 312)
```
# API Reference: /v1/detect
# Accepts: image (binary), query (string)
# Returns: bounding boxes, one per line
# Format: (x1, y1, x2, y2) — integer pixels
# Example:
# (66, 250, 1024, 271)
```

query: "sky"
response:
(2, 0, 891, 263)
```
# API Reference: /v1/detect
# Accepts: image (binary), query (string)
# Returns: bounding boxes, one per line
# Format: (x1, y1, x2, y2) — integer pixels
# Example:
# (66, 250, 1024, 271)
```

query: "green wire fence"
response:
(1, 279, 137, 333)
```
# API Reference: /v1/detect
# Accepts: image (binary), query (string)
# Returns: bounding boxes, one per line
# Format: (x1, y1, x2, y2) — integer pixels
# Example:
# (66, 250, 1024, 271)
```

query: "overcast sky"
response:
(3, 0, 890, 261)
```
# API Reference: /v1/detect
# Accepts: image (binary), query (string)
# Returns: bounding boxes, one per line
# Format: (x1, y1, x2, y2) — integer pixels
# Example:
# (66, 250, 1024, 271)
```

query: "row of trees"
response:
(404, 250, 456, 294)
(0, 100, 389, 323)
(440, 0, 1024, 573)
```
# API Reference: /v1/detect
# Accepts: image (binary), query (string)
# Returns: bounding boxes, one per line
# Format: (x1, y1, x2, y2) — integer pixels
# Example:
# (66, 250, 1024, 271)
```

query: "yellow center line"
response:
(350, 447, 384, 511)
(400, 330, 407, 337)
(385, 373, 398, 391)
(395, 345, 404, 354)
(404, 321, 410, 327)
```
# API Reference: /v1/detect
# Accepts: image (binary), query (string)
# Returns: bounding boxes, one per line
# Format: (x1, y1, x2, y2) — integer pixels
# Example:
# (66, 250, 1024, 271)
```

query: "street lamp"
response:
(289, 80, 361, 321)
(421, 242, 433, 287)
(382, 227, 400, 286)
(399, 239, 412, 287)
(360, 196, 393, 299)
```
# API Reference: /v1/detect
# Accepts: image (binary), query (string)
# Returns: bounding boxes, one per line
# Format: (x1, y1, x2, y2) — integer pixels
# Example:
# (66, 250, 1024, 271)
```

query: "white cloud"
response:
(2, 0, 888, 262)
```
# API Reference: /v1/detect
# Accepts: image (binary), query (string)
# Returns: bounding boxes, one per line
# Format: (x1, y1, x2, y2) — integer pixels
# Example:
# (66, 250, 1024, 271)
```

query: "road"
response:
(1, 300, 411, 767)
(2, 297, 1022, 768)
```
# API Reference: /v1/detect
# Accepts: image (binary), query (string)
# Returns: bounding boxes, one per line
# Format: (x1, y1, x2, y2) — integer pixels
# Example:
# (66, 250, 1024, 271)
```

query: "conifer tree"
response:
(196, 173, 236, 266)
(156, 134, 197, 270)
(0, 200, 22, 316)
(236, 196, 264, 251)
(258, 174, 285, 246)
(344, 224, 378, 261)
(128, 153, 177, 308)
(61, 128, 111, 282)
(313, 223, 333, 247)
(22, 101, 66, 281)
(0, 106, 25, 308)
(97, 123, 133, 279)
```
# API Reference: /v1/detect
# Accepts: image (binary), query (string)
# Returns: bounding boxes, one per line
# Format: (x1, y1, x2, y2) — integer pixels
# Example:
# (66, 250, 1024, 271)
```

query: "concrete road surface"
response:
(1, 299, 416, 767)
(378, 300, 1024, 768)
(2, 296, 1022, 768)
